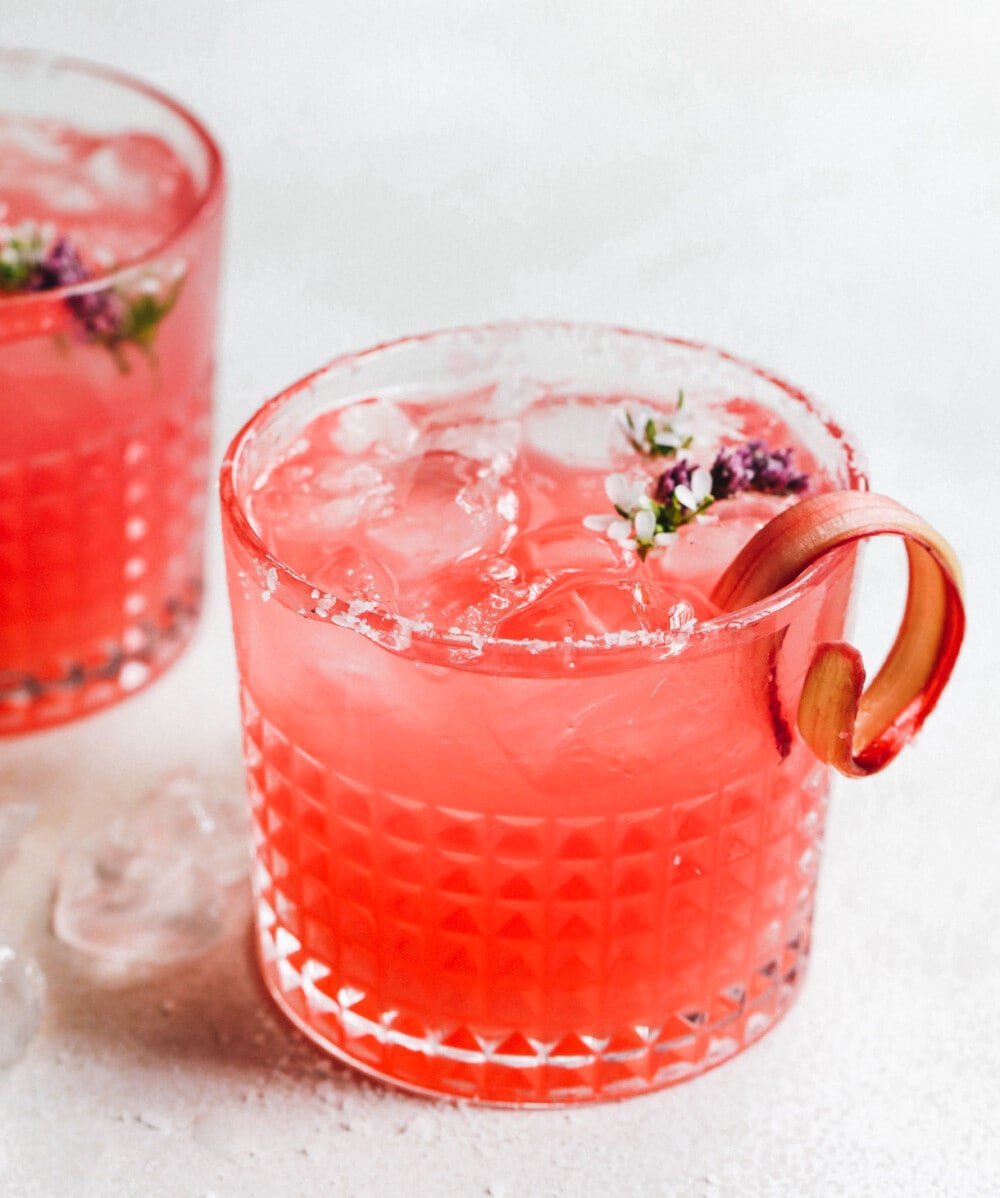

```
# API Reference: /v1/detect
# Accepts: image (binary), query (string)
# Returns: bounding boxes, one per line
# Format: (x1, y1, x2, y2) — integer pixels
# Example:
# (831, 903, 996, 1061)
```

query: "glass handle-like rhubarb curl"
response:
(711, 492, 965, 778)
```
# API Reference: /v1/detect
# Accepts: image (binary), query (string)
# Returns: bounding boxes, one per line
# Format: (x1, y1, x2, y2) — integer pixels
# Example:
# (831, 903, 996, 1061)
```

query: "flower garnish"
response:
(587, 394, 812, 560)
(620, 392, 693, 458)
(0, 220, 184, 371)
(584, 466, 715, 559)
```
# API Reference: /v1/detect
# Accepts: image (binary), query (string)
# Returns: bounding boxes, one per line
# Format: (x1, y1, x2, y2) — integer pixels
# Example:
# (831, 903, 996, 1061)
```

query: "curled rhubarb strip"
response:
(711, 491, 965, 777)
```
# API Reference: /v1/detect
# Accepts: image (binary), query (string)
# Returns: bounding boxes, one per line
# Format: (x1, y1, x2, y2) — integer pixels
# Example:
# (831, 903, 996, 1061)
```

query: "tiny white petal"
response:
(654, 432, 681, 448)
(604, 473, 632, 507)
(606, 473, 649, 512)
(674, 483, 697, 510)
(608, 519, 634, 543)
(630, 483, 650, 508)
(692, 467, 713, 502)
(633, 509, 656, 541)
(583, 513, 615, 531)
(653, 531, 677, 546)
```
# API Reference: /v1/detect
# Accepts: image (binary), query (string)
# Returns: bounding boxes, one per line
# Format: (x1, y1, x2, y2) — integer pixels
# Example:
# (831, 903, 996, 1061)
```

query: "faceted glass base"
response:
(258, 926, 810, 1106)
(245, 694, 825, 1106)
(0, 582, 202, 736)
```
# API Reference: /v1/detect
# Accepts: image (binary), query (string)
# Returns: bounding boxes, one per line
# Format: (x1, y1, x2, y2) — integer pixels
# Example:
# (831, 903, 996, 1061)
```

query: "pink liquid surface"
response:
(0, 117, 220, 733)
(227, 378, 855, 1103)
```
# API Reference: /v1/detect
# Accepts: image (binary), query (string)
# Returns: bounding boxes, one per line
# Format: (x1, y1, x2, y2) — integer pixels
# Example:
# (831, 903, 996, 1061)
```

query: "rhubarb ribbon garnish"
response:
(711, 491, 965, 777)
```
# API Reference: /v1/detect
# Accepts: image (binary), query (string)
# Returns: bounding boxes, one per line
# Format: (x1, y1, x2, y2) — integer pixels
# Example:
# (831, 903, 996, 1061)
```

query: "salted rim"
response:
(219, 321, 869, 664)
(0, 48, 225, 301)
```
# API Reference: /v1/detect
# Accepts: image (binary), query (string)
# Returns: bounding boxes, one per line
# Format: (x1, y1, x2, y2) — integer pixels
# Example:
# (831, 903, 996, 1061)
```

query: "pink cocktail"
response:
(0, 52, 224, 734)
(221, 324, 962, 1104)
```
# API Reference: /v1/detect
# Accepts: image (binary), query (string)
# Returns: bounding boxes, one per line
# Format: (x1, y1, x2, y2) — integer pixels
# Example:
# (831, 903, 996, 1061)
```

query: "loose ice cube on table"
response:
(53, 773, 247, 966)
(54, 826, 224, 966)
(0, 945, 45, 1069)
(132, 773, 250, 888)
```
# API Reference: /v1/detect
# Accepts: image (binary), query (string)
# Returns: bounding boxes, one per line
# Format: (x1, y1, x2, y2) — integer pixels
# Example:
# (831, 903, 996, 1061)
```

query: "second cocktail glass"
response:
(0, 52, 224, 734)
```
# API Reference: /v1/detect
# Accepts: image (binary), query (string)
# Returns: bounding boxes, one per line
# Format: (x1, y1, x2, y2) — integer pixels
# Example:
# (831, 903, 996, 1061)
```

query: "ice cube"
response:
(329, 398, 419, 460)
(422, 418, 520, 473)
(491, 377, 546, 418)
(495, 576, 707, 643)
(366, 451, 521, 581)
(512, 520, 635, 576)
(0, 801, 37, 874)
(648, 494, 791, 594)
(522, 396, 620, 468)
(0, 945, 45, 1068)
(399, 556, 527, 636)
(131, 774, 250, 888)
(85, 134, 188, 212)
(53, 806, 226, 966)
(249, 458, 396, 569)
(252, 459, 393, 531)
(308, 544, 399, 607)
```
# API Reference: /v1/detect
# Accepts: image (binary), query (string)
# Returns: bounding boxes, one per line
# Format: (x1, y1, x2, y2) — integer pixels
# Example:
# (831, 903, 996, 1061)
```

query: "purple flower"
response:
(711, 440, 809, 498)
(30, 237, 90, 290)
(30, 237, 125, 342)
(67, 287, 126, 341)
(710, 444, 754, 499)
(654, 458, 695, 503)
(745, 440, 810, 495)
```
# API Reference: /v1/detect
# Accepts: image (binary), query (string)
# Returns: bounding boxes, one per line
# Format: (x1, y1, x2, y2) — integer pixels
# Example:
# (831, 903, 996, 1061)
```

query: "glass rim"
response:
(220, 320, 869, 666)
(0, 47, 225, 302)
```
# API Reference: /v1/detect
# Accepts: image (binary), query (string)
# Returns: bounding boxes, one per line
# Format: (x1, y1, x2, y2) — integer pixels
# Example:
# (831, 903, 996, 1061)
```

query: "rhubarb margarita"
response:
(221, 324, 962, 1104)
(0, 53, 223, 733)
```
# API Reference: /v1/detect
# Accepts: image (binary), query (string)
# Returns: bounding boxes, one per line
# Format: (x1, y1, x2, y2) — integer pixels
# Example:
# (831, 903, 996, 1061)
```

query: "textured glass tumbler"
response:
(221, 324, 864, 1105)
(0, 52, 224, 734)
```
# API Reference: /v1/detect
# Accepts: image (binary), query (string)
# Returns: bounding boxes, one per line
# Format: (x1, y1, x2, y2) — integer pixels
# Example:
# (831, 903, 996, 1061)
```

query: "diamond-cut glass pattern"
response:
(244, 689, 830, 1104)
(0, 381, 210, 734)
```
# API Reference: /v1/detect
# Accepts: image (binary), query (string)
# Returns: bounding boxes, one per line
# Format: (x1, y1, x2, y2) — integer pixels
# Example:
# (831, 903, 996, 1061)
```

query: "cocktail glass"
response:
(0, 51, 224, 734)
(220, 323, 962, 1105)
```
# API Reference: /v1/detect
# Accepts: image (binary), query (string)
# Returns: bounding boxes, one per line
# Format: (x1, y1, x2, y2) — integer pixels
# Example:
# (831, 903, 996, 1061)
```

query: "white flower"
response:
(674, 466, 713, 511)
(582, 509, 643, 554)
(607, 519, 636, 544)
(605, 473, 650, 513)
(653, 429, 684, 450)
(618, 406, 650, 442)
(633, 508, 657, 543)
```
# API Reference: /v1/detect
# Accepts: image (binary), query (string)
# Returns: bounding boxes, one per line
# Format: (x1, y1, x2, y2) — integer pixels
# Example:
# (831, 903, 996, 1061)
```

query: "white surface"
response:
(2, 3, 999, 1195)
